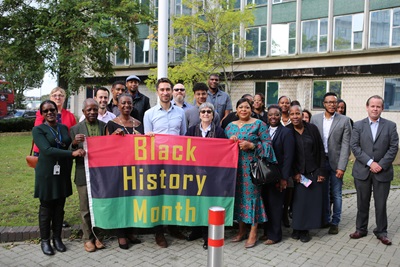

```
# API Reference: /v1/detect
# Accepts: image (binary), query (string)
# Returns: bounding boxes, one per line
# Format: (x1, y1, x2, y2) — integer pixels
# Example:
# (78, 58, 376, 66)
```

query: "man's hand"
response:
(370, 162, 383, 173)
(336, 169, 345, 179)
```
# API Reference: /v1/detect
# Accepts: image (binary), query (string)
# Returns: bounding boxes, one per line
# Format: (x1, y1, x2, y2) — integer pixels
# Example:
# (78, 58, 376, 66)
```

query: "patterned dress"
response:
(225, 120, 277, 225)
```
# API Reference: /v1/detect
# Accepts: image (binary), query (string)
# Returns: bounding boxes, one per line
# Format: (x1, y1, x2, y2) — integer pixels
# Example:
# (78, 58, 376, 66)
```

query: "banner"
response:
(84, 134, 238, 229)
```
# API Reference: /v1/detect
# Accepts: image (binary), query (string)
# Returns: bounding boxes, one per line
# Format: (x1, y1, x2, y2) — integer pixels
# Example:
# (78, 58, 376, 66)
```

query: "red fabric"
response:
(33, 109, 76, 153)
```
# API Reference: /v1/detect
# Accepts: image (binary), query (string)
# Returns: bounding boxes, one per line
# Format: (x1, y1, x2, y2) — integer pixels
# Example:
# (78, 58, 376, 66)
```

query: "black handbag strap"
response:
(29, 140, 34, 156)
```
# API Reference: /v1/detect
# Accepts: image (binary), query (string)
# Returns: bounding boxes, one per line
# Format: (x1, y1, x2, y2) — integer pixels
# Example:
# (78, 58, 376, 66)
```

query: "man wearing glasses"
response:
(171, 83, 193, 110)
(311, 92, 352, 235)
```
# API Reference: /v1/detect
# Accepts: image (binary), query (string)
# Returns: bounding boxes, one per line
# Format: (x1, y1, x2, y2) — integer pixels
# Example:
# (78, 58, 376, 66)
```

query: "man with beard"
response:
(171, 83, 193, 110)
(79, 87, 115, 123)
(206, 74, 232, 123)
(126, 75, 151, 124)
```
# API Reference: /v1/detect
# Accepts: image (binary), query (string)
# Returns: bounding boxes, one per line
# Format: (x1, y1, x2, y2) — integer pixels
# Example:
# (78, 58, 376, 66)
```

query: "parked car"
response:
(3, 109, 37, 119)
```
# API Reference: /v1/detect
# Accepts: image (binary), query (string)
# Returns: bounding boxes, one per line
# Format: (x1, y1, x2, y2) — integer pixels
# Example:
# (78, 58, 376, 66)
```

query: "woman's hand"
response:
(279, 179, 287, 192)
(317, 175, 325, 183)
(113, 128, 125, 136)
(72, 148, 86, 157)
(238, 140, 254, 151)
(229, 135, 238, 142)
(146, 132, 155, 137)
(293, 174, 301, 183)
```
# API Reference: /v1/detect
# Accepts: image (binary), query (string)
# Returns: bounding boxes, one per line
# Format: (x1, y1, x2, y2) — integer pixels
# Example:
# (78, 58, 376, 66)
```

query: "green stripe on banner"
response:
(91, 195, 234, 229)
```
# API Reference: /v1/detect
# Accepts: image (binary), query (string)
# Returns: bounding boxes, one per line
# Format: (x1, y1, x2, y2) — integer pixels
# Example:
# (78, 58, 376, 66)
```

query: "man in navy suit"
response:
(349, 95, 398, 245)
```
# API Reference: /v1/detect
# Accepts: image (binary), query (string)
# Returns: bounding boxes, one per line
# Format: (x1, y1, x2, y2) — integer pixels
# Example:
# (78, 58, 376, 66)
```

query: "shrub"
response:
(0, 118, 35, 132)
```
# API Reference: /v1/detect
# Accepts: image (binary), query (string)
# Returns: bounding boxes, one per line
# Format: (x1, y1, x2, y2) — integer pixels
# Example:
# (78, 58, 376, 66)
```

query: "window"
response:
(115, 42, 131, 66)
(228, 31, 240, 58)
(301, 18, 328, 53)
(273, 0, 295, 3)
(175, 0, 191, 15)
(271, 22, 296, 55)
(334, 13, 363, 51)
(245, 26, 267, 57)
(246, 0, 268, 5)
(255, 82, 279, 106)
(174, 37, 188, 62)
(370, 8, 400, 48)
(313, 80, 342, 109)
(384, 78, 400, 111)
(134, 39, 149, 64)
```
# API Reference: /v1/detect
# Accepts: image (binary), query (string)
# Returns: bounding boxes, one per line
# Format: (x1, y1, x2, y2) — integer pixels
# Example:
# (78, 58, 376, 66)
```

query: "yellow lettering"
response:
(151, 136, 155, 160)
(186, 139, 196, 161)
(151, 207, 159, 222)
(133, 199, 147, 223)
(175, 202, 182, 221)
(196, 175, 207, 195)
(183, 174, 193, 190)
(159, 144, 169, 160)
(138, 168, 144, 190)
(160, 169, 166, 189)
(172, 145, 183, 160)
(134, 137, 147, 160)
(169, 174, 180, 189)
(162, 206, 172, 221)
(123, 166, 136, 190)
(147, 174, 157, 190)
(185, 199, 196, 222)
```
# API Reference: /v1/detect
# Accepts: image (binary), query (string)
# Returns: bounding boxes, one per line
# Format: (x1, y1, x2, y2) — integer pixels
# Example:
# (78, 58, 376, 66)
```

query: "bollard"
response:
(207, 206, 225, 267)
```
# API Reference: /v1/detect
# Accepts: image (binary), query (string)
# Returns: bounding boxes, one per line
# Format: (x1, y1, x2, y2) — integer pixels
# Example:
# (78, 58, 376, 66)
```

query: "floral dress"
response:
(225, 120, 277, 225)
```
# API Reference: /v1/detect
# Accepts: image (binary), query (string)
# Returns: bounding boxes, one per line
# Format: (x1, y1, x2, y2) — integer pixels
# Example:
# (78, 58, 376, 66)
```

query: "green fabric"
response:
(85, 121, 100, 137)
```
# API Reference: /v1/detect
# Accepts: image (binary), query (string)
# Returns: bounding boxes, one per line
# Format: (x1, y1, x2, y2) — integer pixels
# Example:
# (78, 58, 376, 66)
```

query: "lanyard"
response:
(45, 123, 63, 148)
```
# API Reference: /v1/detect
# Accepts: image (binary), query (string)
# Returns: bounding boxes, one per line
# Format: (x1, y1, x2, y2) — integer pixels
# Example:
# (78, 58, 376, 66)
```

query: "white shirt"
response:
(269, 126, 278, 140)
(79, 110, 116, 123)
(323, 113, 335, 154)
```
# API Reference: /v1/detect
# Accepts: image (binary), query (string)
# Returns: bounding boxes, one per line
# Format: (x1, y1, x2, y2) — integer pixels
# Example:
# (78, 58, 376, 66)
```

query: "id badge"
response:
(53, 163, 61, 175)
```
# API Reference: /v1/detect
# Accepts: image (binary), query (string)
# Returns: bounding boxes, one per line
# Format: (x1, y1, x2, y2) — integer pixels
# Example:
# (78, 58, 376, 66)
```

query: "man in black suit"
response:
(349, 95, 399, 245)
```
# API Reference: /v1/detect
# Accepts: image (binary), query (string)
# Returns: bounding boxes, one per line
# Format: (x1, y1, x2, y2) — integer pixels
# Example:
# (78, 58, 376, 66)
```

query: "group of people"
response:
(32, 74, 398, 257)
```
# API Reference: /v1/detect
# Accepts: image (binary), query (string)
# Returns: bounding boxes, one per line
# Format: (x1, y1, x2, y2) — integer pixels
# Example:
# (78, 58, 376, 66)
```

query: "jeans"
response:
(324, 160, 343, 226)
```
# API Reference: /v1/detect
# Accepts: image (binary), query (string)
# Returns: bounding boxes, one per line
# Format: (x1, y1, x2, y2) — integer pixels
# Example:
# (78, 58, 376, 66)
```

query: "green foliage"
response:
(0, 118, 35, 132)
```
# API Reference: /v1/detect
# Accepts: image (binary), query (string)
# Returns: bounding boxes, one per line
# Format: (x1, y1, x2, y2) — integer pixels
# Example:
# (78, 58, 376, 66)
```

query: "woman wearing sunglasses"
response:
(32, 100, 85, 256)
(185, 102, 226, 249)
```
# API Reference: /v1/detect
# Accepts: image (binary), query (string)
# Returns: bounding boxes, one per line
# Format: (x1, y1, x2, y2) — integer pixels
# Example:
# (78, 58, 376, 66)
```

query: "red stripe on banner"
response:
(209, 210, 225, 225)
(86, 134, 238, 168)
(208, 238, 224, 247)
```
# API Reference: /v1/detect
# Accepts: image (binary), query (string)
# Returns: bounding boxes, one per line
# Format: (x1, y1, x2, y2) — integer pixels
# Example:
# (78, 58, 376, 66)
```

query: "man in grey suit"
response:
(70, 98, 107, 252)
(311, 92, 351, 235)
(349, 95, 398, 245)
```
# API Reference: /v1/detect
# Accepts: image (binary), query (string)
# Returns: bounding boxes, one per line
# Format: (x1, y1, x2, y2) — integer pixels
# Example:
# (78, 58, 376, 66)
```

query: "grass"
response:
(0, 133, 399, 227)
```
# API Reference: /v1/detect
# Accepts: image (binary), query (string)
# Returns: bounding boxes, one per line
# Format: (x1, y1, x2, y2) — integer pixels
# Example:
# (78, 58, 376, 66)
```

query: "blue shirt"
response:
(207, 89, 232, 117)
(171, 100, 193, 111)
(143, 104, 187, 135)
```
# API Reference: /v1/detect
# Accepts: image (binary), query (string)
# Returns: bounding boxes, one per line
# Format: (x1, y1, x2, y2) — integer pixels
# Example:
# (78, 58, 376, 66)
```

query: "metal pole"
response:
(207, 206, 225, 267)
(157, 0, 168, 79)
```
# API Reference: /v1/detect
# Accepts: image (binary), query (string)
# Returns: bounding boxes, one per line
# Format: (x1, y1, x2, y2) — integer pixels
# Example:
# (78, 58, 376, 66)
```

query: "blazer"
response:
(311, 112, 351, 171)
(350, 117, 399, 182)
(69, 119, 106, 186)
(271, 124, 295, 181)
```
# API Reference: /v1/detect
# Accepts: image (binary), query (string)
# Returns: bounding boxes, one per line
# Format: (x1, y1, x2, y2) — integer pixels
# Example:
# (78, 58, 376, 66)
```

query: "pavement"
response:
(1, 189, 400, 267)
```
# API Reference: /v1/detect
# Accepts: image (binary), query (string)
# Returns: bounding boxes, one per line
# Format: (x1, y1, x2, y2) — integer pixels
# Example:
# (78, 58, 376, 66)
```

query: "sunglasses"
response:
(51, 94, 65, 98)
(173, 88, 185, 92)
(42, 108, 56, 113)
(200, 110, 212, 114)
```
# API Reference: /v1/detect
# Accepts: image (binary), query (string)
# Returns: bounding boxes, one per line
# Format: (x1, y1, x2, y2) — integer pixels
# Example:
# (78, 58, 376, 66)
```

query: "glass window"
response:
(302, 18, 328, 53)
(370, 9, 392, 48)
(271, 23, 296, 56)
(134, 39, 149, 64)
(384, 78, 400, 111)
(246, 26, 267, 57)
(246, 0, 268, 5)
(393, 8, 400, 46)
(255, 82, 279, 106)
(175, 0, 191, 15)
(312, 80, 342, 109)
(115, 42, 130, 66)
(334, 13, 364, 51)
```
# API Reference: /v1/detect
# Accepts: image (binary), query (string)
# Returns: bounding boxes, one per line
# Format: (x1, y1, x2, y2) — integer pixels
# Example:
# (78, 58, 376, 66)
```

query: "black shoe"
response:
(41, 239, 54, 256)
(203, 240, 208, 250)
(291, 230, 300, 240)
(62, 220, 70, 228)
(300, 231, 311, 243)
(187, 228, 203, 241)
(118, 238, 129, 250)
(53, 237, 66, 252)
(328, 225, 339, 235)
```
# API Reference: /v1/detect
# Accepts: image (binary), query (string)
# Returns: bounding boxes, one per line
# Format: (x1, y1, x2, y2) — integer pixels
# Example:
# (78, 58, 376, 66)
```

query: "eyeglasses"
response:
(200, 110, 212, 114)
(51, 94, 65, 98)
(324, 101, 337, 105)
(173, 88, 185, 92)
(42, 108, 56, 113)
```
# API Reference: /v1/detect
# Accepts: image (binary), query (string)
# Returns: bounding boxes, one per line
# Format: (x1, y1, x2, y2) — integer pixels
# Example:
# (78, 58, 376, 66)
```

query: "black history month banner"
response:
(84, 134, 238, 229)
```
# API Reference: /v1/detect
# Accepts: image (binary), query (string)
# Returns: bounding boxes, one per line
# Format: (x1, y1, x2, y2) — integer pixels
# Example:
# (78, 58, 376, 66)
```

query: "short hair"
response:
(156, 77, 173, 90)
(39, 100, 58, 115)
(290, 100, 301, 106)
(289, 104, 303, 113)
(198, 102, 215, 113)
(94, 87, 110, 97)
(117, 93, 133, 103)
(241, 94, 252, 99)
(267, 104, 282, 115)
(278, 95, 291, 103)
(302, 109, 312, 120)
(82, 98, 98, 110)
(209, 73, 219, 79)
(112, 81, 125, 88)
(193, 82, 208, 92)
(323, 92, 338, 101)
(236, 98, 252, 109)
(366, 95, 384, 106)
(50, 87, 66, 97)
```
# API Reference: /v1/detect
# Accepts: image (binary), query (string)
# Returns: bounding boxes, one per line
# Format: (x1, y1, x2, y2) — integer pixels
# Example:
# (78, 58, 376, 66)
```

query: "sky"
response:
(24, 72, 57, 97)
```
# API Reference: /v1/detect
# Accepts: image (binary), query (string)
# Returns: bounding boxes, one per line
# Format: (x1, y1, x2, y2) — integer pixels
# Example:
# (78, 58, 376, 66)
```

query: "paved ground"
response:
(1, 189, 400, 267)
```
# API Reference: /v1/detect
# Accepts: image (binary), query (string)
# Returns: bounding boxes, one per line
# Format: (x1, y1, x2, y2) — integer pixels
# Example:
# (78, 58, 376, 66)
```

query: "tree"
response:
(0, 0, 152, 101)
(146, 0, 254, 98)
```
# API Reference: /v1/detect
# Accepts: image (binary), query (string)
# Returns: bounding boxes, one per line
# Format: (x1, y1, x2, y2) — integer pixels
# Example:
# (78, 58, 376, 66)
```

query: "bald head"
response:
(172, 83, 186, 105)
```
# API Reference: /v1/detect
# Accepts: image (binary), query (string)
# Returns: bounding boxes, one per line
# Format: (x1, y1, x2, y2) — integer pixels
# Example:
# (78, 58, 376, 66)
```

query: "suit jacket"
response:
(271, 124, 295, 180)
(69, 119, 106, 186)
(350, 117, 399, 182)
(311, 112, 351, 171)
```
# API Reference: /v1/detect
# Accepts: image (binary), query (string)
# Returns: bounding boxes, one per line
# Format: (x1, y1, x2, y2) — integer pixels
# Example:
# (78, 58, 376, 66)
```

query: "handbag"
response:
(26, 140, 38, 168)
(250, 157, 282, 185)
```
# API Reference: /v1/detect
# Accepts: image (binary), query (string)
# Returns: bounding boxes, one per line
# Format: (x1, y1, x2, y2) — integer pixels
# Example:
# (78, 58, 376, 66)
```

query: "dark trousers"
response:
(354, 172, 391, 237)
(261, 184, 286, 242)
